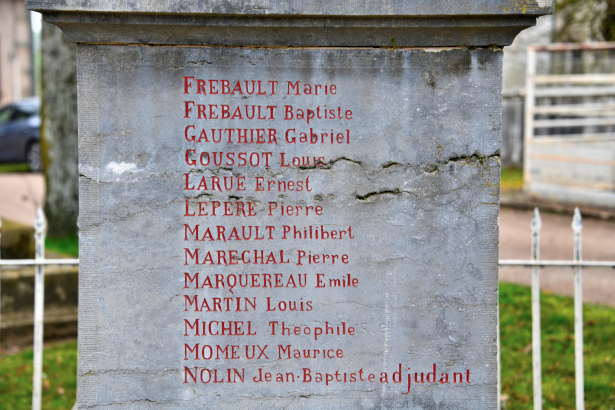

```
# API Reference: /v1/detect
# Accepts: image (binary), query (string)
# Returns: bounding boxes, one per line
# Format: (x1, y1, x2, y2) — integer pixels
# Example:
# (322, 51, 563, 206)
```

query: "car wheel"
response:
(26, 142, 43, 172)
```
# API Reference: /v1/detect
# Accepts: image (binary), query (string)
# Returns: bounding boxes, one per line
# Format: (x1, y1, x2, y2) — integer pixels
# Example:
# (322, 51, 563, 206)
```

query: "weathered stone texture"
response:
(76, 45, 501, 409)
(24, 1, 554, 408)
(28, 1, 553, 47)
(27, 0, 552, 15)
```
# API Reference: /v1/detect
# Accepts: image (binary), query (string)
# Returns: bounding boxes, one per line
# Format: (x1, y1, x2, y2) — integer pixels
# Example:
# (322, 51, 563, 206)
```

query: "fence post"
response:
(0, 216, 2, 346)
(572, 208, 584, 409)
(531, 207, 542, 410)
(523, 46, 536, 190)
(32, 207, 46, 410)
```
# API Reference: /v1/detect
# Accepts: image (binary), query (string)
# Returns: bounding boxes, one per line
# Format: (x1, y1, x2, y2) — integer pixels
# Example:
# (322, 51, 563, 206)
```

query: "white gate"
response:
(524, 42, 615, 208)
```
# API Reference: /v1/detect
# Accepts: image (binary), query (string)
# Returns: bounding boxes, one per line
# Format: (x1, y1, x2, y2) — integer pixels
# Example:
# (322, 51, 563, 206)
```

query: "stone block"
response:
(27, 1, 552, 408)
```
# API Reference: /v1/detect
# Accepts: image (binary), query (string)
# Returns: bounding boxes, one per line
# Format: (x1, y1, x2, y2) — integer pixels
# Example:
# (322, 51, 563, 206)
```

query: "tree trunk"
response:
(41, 22, 78, 238)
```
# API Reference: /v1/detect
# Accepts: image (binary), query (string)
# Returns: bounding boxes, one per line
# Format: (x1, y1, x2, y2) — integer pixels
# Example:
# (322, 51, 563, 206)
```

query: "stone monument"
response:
(28, 1, 552, 408)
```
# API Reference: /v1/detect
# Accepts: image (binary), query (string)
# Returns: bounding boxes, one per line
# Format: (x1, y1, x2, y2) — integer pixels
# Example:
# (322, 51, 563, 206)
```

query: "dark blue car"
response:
(0, 98, 42, 172)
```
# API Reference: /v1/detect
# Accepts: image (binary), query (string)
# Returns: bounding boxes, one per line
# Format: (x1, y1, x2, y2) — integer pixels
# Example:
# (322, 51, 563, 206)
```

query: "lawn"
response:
(0, 163, 31, 173)
(0, 283, 613, 409)
(500, 283, 615, 409)
(45, 233, 79, 258)
(0, 341, 77, 410)
(501, 167, 524, 192)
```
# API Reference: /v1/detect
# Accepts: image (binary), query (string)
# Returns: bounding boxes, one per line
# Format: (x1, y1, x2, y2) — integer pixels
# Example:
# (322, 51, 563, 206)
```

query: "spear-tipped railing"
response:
(530, 208, 543, 410)
(498, 207, 615, 410)
(0, 208, 78, 410)
(0, 206, 612, 409)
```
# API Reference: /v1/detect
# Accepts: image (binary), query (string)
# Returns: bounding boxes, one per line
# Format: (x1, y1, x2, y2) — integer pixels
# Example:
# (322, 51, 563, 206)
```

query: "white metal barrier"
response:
(1, 207, 614, 409)
(498, 207, 615, 410)
(0, 208, 78, 410)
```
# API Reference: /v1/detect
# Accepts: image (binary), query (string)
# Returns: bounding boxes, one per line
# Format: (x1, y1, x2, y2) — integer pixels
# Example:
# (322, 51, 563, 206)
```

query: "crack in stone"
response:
(193, 192, 213, 200)
(354, 153, 499, 201)
(79, 173, 98, 183)
(83, 398, 176, 408)
(172, 59, 213, 69)
(159, 294, 181, 312)
(320, 300, 371, 308)
(299, 156, 363, 170)
(81, 171, 180, 185)
(382, 161, 403, 169)
(103, 198, 181, 222)
(423, 152, 500, 173)
(355, 188, 404, 201)
(79, 368, 179, 377)
(297, 153, 498, 174)
(442, 152, 498, 165)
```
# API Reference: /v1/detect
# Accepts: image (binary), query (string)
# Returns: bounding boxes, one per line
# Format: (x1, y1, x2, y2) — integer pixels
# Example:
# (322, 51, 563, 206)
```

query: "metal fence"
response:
(0, 208, 78, 410)
(498, 207, 615, 410)
(1, 207, 614, 409)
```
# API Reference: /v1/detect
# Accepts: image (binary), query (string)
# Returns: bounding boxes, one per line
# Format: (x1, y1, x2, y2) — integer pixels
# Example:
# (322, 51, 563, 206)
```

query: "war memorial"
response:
(27, 1, 553, 408)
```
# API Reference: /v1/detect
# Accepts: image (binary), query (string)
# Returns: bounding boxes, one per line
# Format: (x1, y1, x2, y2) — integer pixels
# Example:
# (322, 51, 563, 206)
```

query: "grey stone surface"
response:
(76, 45, 501, 409)
(28, 1, 553, 47)
(28, 0, 552, 16)
(40, 13, 538, 47)
(23, 1, 554, 408)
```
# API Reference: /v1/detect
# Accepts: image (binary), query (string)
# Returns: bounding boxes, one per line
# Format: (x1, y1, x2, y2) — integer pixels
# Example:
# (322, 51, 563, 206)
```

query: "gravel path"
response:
(0, 173, 45, 226)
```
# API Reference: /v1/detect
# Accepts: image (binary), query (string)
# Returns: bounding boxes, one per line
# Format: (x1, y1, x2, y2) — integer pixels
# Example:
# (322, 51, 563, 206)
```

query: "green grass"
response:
(0, 341, 77, 409)
(500, 283, 615, 409)
(501, 167, 524, 191)
(0, 163, 31, 173)
(45, 234, 78, 258)
(0, 284, 614, 409)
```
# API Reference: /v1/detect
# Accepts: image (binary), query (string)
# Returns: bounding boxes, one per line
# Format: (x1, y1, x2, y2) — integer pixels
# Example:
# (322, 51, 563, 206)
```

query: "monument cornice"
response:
(29, 0, 553, 47)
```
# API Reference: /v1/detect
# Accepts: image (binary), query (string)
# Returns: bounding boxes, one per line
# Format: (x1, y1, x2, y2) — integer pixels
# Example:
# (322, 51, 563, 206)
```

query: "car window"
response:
(0, 107, 15, 125)
(12, 109, 31, 121)
(16, 102, 39, 115)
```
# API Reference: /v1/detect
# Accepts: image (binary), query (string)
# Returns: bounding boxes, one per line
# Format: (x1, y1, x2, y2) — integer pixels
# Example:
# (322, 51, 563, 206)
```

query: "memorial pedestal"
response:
(28, 1, 552, 408)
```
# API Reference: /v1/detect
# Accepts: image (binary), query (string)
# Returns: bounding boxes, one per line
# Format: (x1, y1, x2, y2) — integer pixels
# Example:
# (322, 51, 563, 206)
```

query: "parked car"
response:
(0, 98, 42, 172)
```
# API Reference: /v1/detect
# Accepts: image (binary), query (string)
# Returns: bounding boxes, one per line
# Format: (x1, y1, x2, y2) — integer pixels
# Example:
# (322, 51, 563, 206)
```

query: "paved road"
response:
(0, 173, 45, 226)
(1, 174, 613, 305)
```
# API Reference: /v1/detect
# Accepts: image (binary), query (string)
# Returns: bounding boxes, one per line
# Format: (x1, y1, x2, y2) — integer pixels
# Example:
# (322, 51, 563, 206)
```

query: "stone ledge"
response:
(501, 190, 615, 220)
(43, 12, 540, 47)
(27, 0, 553, 17)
